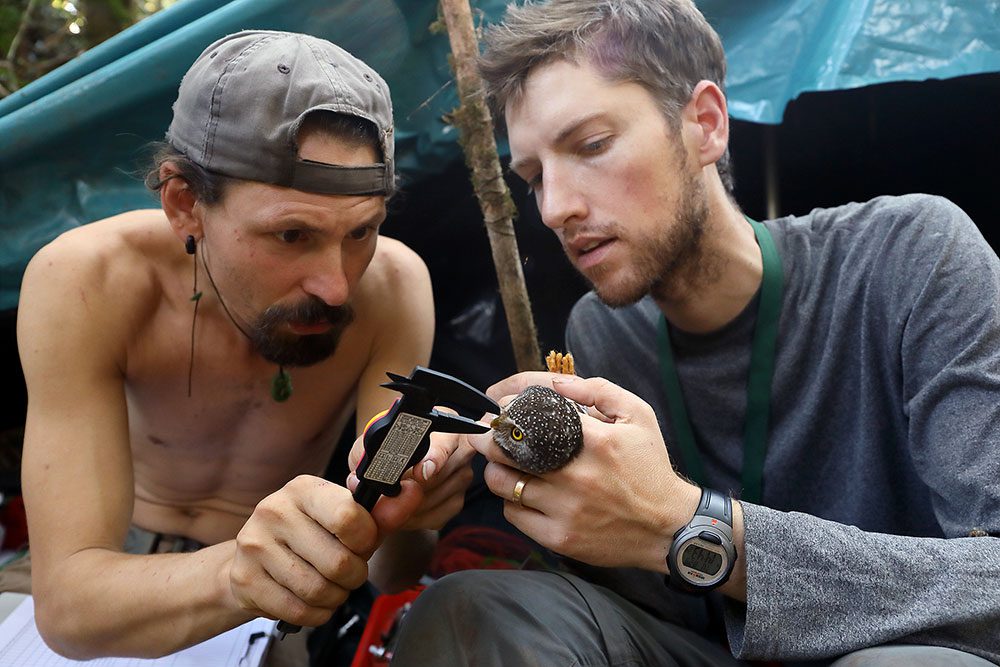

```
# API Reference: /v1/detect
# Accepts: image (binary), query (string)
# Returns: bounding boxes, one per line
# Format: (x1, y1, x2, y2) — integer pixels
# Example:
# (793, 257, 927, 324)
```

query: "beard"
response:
(589, 163, 709, 308)
(249, 297, 355, 367)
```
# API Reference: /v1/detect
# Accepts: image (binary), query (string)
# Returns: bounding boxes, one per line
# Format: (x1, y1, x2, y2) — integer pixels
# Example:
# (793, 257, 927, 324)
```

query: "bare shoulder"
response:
(18, 210, 174, 353)
(355, 235, 432, 312)
(348, 235, 434, 375)
(366, 236, 430, 287)
(23, 209, 167, 286)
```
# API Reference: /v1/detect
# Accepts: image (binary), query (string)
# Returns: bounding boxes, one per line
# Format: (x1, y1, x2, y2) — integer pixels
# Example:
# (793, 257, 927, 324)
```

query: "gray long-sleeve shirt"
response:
(565, 194, 1000, 663)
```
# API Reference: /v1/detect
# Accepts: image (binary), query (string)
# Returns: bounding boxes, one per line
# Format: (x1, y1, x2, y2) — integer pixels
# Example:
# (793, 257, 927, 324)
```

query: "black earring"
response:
(185, 235, 197, 255)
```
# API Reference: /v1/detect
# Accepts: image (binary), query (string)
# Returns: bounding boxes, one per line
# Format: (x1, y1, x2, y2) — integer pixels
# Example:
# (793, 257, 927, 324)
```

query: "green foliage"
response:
(0, 0, 173, 98)
(0, 2, 27, 57)
(108, 0, 133, 24)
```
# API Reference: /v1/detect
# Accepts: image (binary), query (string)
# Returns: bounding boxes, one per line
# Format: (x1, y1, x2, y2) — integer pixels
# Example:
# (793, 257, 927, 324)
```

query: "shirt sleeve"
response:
(727, 196, 1000, 663)
(725, 504, 1000, 662)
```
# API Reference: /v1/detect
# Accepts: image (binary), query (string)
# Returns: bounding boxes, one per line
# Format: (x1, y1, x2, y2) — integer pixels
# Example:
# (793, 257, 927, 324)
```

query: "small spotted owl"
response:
(490, 385, 585, 474)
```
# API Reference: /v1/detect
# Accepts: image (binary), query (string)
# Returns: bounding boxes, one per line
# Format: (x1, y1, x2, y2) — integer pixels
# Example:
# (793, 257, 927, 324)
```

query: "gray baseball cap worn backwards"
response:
(167, 30, 394, 196)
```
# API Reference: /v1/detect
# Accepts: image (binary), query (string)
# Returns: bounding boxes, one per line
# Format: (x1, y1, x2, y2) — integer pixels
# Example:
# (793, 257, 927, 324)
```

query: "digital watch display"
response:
(667, 488, 737, 593)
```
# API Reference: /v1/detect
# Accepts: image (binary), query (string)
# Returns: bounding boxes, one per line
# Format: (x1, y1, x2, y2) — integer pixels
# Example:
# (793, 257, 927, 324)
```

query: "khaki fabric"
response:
(0, 551, 31, 594)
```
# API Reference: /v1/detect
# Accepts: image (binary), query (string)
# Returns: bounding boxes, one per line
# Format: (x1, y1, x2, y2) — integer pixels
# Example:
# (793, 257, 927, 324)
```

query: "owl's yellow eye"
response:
(511, 427, 524, 441)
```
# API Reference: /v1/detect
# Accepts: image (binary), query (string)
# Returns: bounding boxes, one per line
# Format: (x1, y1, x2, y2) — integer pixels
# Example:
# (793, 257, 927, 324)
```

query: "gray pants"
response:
(387, 570, 993, 667)
(828, 646, 994, 666)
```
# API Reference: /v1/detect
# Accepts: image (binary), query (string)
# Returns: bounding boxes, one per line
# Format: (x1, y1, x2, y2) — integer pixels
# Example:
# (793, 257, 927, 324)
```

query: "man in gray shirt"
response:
(387, 1, 1000, 665)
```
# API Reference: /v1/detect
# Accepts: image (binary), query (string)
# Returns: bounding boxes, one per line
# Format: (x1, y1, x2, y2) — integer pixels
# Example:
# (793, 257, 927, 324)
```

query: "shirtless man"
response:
(15, 31, 471, 659)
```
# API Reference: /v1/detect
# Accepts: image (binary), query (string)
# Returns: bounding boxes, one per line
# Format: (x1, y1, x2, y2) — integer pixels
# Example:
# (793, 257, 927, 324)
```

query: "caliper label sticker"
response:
(364, 413, 433, 484)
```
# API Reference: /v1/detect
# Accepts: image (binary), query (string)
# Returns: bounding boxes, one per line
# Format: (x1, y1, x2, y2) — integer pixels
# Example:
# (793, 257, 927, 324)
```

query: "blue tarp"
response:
(0, 0, 998, 309)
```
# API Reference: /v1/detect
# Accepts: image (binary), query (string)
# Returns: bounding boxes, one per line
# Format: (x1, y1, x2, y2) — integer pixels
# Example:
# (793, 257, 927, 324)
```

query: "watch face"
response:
(676, 537, 730, 587)
(682, 543, 723, 575)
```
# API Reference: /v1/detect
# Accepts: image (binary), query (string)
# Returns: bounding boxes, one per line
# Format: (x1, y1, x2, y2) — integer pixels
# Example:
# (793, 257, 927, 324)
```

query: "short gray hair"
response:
(479, 0, 734, 193)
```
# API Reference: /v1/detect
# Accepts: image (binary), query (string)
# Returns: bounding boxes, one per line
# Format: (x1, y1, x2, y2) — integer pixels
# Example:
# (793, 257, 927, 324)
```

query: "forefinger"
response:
(486, 371, 566, 402)
(550, 375, 649, 424)
(298, 480, 378, 555)
(348, 434, 365, 470)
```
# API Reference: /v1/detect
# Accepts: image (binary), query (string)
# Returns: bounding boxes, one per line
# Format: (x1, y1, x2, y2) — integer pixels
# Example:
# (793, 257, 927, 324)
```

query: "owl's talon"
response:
(546, 350, 576, 375)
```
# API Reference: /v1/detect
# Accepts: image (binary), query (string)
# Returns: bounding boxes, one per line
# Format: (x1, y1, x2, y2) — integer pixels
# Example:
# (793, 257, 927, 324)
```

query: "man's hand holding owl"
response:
(468, 372, 701, 572)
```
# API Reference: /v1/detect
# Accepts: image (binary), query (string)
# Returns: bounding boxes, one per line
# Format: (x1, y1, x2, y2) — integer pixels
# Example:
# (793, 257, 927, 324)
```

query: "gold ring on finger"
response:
(511, 474, 531, 506)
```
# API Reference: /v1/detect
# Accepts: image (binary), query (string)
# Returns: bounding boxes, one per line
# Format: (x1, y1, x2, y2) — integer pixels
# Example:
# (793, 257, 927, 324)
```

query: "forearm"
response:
(724, 504, 1000, 663)
(34, 541, 252, 659)
(368, 529, 437, 594)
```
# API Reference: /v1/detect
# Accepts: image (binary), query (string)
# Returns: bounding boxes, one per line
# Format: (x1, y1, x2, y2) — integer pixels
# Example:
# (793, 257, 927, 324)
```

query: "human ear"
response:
(159, 163, 204, 245)
(683, 80, 729, 168)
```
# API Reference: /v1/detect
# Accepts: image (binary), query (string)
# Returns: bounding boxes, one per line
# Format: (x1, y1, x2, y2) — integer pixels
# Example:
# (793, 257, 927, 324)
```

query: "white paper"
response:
(0, 596, 276, 667)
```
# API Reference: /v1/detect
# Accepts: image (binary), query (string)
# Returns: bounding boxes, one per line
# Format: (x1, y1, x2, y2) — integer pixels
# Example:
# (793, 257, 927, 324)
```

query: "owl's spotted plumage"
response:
(490, 385, 585, 474)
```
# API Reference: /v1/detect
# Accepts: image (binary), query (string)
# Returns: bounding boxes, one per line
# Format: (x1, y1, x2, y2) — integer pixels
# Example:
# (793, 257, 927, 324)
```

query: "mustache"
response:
(562, 222, 619, 247)
(257, 298, 355, 332)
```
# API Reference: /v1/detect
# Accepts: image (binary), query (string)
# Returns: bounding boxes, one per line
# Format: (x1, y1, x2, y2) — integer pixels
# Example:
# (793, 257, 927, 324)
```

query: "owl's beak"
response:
(489, 415, 502, 430)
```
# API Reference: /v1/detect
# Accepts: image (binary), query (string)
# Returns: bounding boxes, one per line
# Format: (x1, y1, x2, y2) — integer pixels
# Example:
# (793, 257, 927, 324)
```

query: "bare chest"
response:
(122, 312, 370, 540)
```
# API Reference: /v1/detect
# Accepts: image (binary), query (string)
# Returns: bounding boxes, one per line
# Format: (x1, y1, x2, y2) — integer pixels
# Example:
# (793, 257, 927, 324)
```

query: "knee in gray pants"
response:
(388, 570, 610, 667)
(830, 645, 995, 666)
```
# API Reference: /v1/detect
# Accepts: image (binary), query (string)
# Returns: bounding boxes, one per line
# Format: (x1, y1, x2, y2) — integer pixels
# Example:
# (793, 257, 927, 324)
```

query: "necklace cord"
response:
(199, 243, 253, 341)
(191, 240, 293, 402)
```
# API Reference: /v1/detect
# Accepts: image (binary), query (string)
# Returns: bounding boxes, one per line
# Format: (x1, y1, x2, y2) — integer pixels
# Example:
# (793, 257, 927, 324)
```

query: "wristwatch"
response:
(667, 487, 737, 593)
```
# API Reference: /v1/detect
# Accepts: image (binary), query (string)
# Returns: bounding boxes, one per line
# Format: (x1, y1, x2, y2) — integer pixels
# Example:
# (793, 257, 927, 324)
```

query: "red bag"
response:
(350, 586, 424, 666)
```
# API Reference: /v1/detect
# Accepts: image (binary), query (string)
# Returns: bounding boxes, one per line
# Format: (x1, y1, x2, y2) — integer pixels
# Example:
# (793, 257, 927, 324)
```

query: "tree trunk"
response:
(438, 0, 544, 372)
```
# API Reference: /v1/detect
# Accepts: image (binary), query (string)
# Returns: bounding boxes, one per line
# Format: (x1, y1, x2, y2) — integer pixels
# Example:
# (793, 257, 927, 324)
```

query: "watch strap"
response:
(696, 487, 733, 527)
(667, 559, 686, 592)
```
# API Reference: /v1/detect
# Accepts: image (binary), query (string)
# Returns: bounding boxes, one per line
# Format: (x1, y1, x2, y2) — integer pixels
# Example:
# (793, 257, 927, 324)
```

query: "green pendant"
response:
(271, 367, 293, 402)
